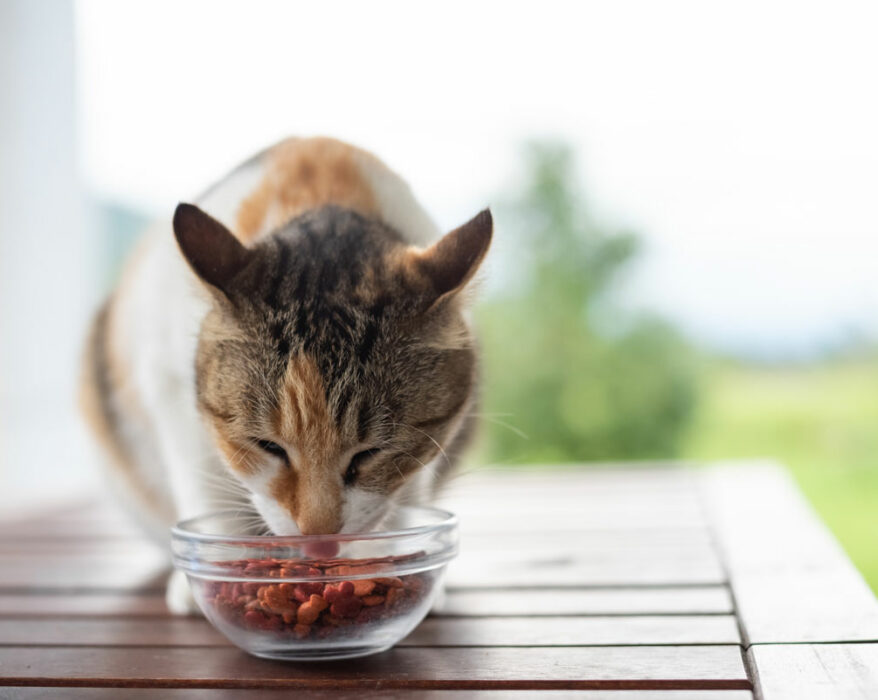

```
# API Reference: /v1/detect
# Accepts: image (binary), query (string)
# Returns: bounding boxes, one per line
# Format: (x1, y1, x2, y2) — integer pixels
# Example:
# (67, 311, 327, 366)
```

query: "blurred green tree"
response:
(476, 141, 697, 463)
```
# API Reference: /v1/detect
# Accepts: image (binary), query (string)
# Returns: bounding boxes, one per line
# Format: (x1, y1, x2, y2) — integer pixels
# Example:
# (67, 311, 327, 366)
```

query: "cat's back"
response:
(196, 136, 439, 247)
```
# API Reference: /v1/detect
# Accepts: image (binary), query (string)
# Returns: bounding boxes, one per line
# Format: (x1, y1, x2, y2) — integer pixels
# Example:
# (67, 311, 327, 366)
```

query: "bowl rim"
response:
(171, 504, 458, 545)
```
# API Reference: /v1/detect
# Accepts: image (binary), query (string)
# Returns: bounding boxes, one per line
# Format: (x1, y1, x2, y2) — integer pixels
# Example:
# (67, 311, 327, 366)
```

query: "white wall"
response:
(0, 0, 100, 509)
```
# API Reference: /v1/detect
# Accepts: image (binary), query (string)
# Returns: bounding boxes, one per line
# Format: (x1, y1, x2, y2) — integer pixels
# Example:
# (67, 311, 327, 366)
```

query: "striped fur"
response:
(79, 137, 491, 610)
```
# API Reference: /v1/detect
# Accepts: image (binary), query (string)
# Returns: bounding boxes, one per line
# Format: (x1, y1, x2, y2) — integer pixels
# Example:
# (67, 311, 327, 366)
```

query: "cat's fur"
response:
(79, 137, 491, 613)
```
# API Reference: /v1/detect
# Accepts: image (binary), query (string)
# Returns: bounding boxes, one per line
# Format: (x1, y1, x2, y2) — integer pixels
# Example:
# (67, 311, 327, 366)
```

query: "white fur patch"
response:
(353, 150, 440, 246)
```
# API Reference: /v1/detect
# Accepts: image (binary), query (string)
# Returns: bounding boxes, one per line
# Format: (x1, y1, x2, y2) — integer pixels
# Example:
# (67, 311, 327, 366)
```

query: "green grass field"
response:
(682, 358, 878, 593)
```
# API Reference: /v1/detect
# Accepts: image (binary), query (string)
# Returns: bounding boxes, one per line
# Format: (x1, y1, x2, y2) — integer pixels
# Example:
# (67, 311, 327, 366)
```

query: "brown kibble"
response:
(261, 584, 297, 614)
(338, 581, 355, 596)
(385, 586, 405, 606)
(297, 601, 321, 625)
(375, 576, 404, 588)
(293, 623, 311, 638)
(352, 579, 376, 596)
(362, 595, 385, 606)
(308, 594, 328, 612)
(282, 611, 297, 624)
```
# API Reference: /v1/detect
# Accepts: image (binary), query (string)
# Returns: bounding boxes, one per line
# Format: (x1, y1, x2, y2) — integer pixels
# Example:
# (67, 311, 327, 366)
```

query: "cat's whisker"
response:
(468, 413, 529, 440)
(391, 420, 451, 470)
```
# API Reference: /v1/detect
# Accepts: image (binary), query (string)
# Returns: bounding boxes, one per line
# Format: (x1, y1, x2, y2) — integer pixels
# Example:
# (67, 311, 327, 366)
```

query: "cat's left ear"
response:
(173, 203, 252, 298)
(409, 209, 492, 308)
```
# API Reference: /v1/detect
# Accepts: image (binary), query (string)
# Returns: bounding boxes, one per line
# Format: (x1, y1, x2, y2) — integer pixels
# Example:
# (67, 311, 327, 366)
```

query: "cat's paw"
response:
(165, 569, 200, 616)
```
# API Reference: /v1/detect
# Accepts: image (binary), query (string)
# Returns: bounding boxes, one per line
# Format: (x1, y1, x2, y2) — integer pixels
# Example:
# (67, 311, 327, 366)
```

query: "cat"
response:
(79, 136, 492, 613)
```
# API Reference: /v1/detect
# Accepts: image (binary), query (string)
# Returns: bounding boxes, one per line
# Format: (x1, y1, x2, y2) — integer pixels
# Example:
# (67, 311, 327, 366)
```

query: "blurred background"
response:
(1, 1, 876, 588)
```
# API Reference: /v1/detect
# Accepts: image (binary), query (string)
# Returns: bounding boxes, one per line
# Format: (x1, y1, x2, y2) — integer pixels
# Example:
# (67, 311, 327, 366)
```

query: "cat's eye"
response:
(344, 448, 380, 486)
(254, 439, 289, 464)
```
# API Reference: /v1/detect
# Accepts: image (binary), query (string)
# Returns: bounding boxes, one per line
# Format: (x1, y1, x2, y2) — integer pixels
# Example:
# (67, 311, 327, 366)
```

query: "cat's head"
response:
(173, 203, 491, 535)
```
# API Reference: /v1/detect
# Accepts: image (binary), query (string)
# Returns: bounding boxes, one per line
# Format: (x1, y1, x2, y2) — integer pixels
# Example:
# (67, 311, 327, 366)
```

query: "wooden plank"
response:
(439, 468, 710, 533)
(446, 548, 725, 587)
(461, 529, 715, 550)
(407, 616, 741, 646)
(0, 645, 750, 689)
(0, 593, 169, 617)
(0, 586, 733, 618)
(0, 615, 741, 647)
(701, 463, 878, 644)
(436, 587, 734, 616)
(749, 643, 878, 699)
(0, 689, 755, 699)
(446, 466, 699, 492)
(443, 500, 709, 533)
(0, 556, 169, 592)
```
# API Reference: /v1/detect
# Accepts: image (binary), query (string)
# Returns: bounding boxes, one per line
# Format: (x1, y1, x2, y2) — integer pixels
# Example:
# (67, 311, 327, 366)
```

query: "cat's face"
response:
(174, 204, 491, 535)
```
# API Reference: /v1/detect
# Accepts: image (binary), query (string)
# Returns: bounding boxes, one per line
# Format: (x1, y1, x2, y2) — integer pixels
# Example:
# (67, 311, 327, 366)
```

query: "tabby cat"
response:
(79, 137, 492, 612)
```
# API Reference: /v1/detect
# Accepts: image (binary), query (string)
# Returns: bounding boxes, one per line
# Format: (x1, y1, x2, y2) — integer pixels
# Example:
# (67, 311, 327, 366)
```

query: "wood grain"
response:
(0, 593, 168, 617)
(0, 645, 750, 689)
(0, 689, 755, 699)
(749, 643, 878, 699)
(701, 463, 878, 644)
(436, 586, 734, 616)
(0, 615, 741, 647)
(446, 548, 724, 587)
(0, 557, 169, 592)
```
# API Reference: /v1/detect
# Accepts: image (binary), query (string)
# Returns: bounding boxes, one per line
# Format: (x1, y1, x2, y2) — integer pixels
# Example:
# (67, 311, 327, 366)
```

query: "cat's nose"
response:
(295, 507, 342, 536)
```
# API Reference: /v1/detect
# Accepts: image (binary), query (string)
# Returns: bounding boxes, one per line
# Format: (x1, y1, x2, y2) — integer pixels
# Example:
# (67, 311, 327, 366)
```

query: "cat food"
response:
(203, 555, 428, 641)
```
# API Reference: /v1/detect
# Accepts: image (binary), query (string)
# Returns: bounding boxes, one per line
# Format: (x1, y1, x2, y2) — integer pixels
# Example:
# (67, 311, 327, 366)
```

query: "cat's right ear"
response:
(173, 203, 251, 297)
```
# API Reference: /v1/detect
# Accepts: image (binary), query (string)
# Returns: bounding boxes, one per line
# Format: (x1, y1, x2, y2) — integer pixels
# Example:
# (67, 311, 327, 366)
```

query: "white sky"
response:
(74, 0, 878, 358)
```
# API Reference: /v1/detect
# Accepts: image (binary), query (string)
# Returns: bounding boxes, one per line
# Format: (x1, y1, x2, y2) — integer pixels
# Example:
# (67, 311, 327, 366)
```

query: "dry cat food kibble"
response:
(205, 556, 428, 641)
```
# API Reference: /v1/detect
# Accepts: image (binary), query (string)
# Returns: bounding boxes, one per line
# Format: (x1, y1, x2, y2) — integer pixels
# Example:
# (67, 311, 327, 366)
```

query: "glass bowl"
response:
(171, 506, 458, 661)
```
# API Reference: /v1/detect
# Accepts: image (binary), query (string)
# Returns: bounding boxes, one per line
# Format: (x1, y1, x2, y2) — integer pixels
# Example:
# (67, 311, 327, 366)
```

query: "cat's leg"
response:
(148, 381, 233, 615)
(166, 568, 199, 615)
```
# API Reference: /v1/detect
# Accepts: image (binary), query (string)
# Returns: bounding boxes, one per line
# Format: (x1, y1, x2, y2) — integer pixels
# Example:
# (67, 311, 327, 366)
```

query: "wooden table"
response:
(1, 461, 876, 698)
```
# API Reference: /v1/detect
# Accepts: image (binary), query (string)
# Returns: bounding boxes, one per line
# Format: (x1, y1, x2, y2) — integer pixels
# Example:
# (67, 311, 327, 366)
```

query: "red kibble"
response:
(204, 555, 428, 642)
(292, 587, 312, 603)
(330, 595, 363, 618)
(243, 610, 268, 627)
(322, 584, 341, 603)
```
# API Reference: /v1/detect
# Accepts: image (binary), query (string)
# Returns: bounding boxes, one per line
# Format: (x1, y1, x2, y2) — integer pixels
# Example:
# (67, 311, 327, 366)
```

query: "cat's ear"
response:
(173, 203, 251, 296)
(410, 208, 492, 308)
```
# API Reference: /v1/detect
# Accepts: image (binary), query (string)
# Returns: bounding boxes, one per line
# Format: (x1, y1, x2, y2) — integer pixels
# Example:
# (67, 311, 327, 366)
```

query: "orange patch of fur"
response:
(271, 354, 343, 534)
(211, 431, 261, 477)
(236, 137, 378, 243)
(79, 289, 172, 520)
